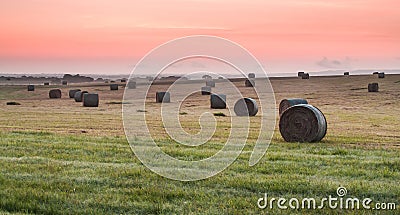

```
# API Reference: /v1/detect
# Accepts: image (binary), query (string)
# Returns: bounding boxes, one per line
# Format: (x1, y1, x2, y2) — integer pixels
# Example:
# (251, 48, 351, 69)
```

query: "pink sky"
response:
(0, 0, 399, 74)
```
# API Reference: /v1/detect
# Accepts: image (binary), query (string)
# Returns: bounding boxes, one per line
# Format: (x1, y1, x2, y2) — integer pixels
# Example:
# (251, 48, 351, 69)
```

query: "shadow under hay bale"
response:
(83, 93, 99, 107)
(378, 72, 385, 78)
(74, 91, 88, 102)
(279, 104, 327, 142)
(62, 81, 68, 85)
(298, 71, 305, 77)
(127, 81, 136, 89)
(368, 83, 379, 92)
(245, 79, 255, 87)
(156, 92, 170, 103)
(201, 86, 211, 95)
(234, 98, 258, 116)
(301, 73, 310, 79)
(69, 89, 81, 98)
(27, 85, 35, 91)
(210, 94, 226, 109)
(279, 98, 308, 116)
(6, 101, 21, 105)
(206, 80, 215, 88)
(110, 84, 118, 90)
(49, 89, 62, 99)
(44, 82, 50, 86)
(248, 73, 255, 78)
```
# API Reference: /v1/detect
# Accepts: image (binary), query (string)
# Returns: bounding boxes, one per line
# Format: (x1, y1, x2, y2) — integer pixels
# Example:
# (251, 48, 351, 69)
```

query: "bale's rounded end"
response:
(234, 98, 258, 116)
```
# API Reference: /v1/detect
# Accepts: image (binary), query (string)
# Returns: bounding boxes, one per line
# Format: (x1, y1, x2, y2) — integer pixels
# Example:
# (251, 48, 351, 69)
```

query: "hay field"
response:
(0, 75, 399, 214)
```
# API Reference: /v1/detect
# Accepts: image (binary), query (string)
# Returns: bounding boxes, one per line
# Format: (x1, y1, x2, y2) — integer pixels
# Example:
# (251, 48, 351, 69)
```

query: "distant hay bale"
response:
(206, 80, 215, 88)
(372, 71, 379, 75)
(127, 81, 136, 89)
(344, 72, 350, 76)
(279, 98, 308, 115)
(201, 86, 211, 95)
(298, 71, 305, 77)
(234, 98, 258, 116)
(245, 79, 255, 87)
(210, 94, 226, 109)
(156, 92, 170, 103)
(68, 89, 81, 98)
(378, 72, 385, 78)
(83, 93, 99, 107)
(301, 73, 310, 79)
(44, 82, 50, 86)
(110, 84, 119, 90)
(279, 104, 327, 142)
(368, 83, 379, 92)
(62, 80, 68, 85)
(74, 91, 88, 102)
(6, 101, 21, 105)
(27, 85, 35, 91)
(49, 89, 62, 99)
(248, 73, 256, 78)
(121, 79, 127, 83)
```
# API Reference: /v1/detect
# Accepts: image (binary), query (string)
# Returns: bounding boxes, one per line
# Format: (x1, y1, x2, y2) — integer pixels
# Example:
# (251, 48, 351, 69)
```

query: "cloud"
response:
(316, 57, 354, 69)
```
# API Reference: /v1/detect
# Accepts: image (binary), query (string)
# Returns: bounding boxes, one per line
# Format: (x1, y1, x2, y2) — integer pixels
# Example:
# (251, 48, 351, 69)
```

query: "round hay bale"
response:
(127, 81, 136, 89)
(121, 79, 126, 83)
(344, 72, 350, 76)
(156, 92, 170, 103)
(201, 86, 211, 95)
(248, 73, 255, 78)
(110, 84, 119, 90)
(372, 71, 379, 75)
(301, 73, 310, 79)
(62, 80, 68, 85)
(234, 98, 258, 116)
(69, 89, 81, 98)
(206, 80, 215, 88)
(298, 71, 305, 77)
(27, 85, 35, 91)
(210, 94, 226, 109)
(74, 91, 88, 102)
(83, 93, 99, 107)
(279, 104, 327, 142)
(44, 82, 50, 86)
(49, 89, 62, 99)
(378, 72, 385, 78)
(279, 98, 308, 115)
(245, 79, 255, 87)
(368, 83, 379, 92)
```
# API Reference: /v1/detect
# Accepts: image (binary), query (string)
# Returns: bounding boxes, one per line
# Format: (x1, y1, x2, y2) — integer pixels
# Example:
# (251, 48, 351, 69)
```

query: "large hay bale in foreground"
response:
(206, 80, 215, 88)
(248, 73, 255, 78)
(368, 83, 379, 92)
(201, 86, 211, 95)
(301, 73, 310, 79)
(83, 93, 99, 107)
(210, 94, 226, 109)
(234, 98, 258, 116)
(49, 89, 62, 99)
(69, 89, 81, 98)
(74, 91, 88, 102)
(245, 79, 255, 87)
(156, 92, 170, 103)
(110, 84, 118, 90)
(279, 98, 308, 115)
(378, 72, 385, 78)
(127, 81, 136, 89)
(279, 104, 327, 142)
(27, 85, 35, 91)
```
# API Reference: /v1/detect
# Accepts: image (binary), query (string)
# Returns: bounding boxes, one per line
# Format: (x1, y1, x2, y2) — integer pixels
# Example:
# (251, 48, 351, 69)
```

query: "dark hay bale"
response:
(62, 80, 68, 85)
(121, 79, 126, 83)
(83, 93, 99, 107)
(301, 73, 310, 79)
(279, 98, 308, 115)
(156, 92, 170, 103)
(234, 98, 258, 116)
(110, 84, 119, 90)
(6, 101, 21, 105)
(68, 89, 81, 98)
(368, 83, 379, 92)
(210, 94, 226, 109)
(206, 80, 215, 88)
(344, 72, 350, 76)
(279, 104, 327, 142)
(248, 73, 255, 78)
(44, 82, 50, 85)
(127, 81, 136, 89)
(245, 79, 255, 87)
(298, 71, 305, 77)
(201, 86, 211, 95)
(110, 80, 116, 83)
(372, 71, 379, 75)
(74, 91, 88, 102)
(49, 89, 62, 99)
(378, 72, 385, 78)
(27, 85, 35, 91)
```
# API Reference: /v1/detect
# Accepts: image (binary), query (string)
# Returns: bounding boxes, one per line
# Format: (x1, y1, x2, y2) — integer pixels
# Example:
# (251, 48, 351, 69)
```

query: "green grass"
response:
(0, 131, 398, 214)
